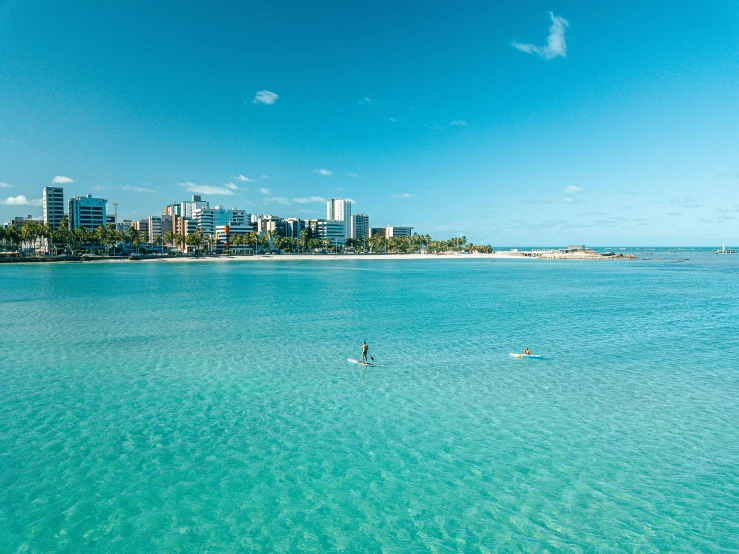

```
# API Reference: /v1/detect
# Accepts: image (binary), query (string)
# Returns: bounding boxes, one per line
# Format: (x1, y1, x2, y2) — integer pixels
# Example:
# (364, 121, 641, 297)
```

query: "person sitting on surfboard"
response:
(524, 347, 531, 355)
(361, 341, 369, 364)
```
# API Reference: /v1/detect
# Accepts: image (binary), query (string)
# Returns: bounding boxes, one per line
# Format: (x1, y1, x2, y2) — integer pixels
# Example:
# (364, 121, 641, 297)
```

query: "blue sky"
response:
(1, 0, 738, 245)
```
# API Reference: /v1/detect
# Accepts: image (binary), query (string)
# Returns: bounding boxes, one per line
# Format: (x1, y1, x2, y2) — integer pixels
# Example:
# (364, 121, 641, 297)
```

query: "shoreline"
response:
(0, 252, 638, 264)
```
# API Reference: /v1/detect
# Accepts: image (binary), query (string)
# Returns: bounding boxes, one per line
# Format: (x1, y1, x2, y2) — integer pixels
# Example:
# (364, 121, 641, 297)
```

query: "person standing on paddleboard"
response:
(361, 341, 369, 364)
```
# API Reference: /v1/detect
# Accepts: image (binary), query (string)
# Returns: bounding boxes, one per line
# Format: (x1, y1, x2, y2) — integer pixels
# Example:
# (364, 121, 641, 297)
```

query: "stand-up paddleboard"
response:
(348, 358, 377, 367)
(509, 353, 543, 359)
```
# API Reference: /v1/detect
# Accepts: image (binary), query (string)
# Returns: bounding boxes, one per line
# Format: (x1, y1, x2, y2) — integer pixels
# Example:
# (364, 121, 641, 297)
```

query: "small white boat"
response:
(509, 353, 543, 359)
(717, 243, 737, 254)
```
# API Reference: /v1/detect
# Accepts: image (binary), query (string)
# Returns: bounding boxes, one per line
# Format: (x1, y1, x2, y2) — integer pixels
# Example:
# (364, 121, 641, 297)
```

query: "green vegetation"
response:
(0, 221, 492, 257)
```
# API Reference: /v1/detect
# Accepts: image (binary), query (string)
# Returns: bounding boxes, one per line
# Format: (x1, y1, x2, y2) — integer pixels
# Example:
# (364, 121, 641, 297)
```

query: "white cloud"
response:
(294, 196, 327, 204)
(512, 12, 569, 60)
(264, 196, 291, 205)
(346, 172, 360, 178)
(52, 175, 75, 184)
(716, 205, 739, 214)
(233, 174, 255, 182)
(562, 196, 574, 203)
(563, 185, 585, 194)
(224, 182, 239, 190)
(252, 90, 279, 105)
(0, 182, 11, 188)
(179, 182, 236, 196)
(358, 97, 373, 105)
(389, 117, 398, 122)
(122, 185, 156, 193)
(314, 169, 333, 176)
(261, 174, 272, 180)
(670, 196, 703, 208)
(450, 120, 467, 127)
(391, 193, 412, 199)
(345, 197, 356, 204)
(1, 195, 42, 206)
(258, 187, 272, 195)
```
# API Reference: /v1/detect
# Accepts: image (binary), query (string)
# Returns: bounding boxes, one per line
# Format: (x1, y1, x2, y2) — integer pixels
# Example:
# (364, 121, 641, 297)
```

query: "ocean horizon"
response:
(2, 251, 738, 551)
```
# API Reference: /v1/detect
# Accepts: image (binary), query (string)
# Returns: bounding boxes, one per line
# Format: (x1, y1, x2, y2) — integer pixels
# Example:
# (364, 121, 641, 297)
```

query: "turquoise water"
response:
(1, 252, 738, 552)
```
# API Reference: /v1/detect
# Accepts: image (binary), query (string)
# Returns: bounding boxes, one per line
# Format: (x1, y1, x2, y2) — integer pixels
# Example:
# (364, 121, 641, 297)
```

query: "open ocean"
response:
(1, 249, 738, 552)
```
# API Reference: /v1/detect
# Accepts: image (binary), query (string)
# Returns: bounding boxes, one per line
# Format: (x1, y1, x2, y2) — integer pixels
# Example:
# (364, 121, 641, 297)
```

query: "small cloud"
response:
(346, 172, 360, 178)
(670, 196, 703, 208)
(261, 174, 271, 180)
(389, 117, 398, 122)
(258, 187, 272, 195)
(617, 205, 634, 210)
(91, 185, 105, 191)
(179, 182, 235, 196)
(716, 205, 739, 214)
(391, 193, 412, 199)
(224, 182, 239, 190)
(578, 211, 607, 216)
(122, 185, 155, 193)
(1, 195, 42, 206)
(233, 174, 255, 182)
(699, 217, 714, 223)
(294, 196, 327, 204)
(665, 212, 683, 216)
(450, 120, 467, 127)
(251, 90, 279, 105)
(562, 196, 574, 203)
(717, 215, 735, 221)
(512, 12, 569, 60)
(563, 185, 585, 194)
(52, 175, 75, 184)
(425, 123, 444, 130)
(358, 97, 373, 105)
(264, 196, 291, 205)
(314, 169, 333, 176)
(0, 182, 11, 188)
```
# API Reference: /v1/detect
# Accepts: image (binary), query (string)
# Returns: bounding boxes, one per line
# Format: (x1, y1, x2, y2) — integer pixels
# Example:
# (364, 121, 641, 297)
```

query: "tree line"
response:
(1, 218, 493, 255)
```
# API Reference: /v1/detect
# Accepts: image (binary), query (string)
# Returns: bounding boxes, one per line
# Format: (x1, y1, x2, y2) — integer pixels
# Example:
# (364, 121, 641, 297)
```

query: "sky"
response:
(1, 0, 738, 245)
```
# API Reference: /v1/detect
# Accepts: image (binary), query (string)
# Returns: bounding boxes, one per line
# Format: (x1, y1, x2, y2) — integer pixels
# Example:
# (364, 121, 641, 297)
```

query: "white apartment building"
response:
(193, 206, 249, 235)
(68, 195, 107, 231)
(43, 187, 64, 229)
(327, 198, 351, 238)
(351, 213, 369, 239)
(148, 215, 162, 242)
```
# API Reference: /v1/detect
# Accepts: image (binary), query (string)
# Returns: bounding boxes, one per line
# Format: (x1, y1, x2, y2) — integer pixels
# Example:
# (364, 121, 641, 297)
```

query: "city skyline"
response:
(1, 2, 738, 245)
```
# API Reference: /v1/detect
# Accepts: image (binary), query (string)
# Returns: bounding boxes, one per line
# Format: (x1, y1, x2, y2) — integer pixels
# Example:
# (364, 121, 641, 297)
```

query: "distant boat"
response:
(717, 243, 737, 254)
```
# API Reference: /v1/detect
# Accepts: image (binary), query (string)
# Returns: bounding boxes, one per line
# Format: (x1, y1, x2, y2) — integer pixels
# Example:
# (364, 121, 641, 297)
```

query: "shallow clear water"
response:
(1, 252, 738, 552)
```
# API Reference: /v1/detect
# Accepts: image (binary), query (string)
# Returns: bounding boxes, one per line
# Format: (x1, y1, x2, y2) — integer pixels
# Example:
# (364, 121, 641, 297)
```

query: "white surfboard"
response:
(348, 358, 377, 367)
(509, 353, 543, 359)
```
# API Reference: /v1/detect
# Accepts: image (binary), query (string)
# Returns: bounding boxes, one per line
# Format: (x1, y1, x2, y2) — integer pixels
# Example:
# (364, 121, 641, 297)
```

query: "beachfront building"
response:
(173, 215, 198, 238)
(352, 213, 369, 239)
(369, 225, 414, 239)
(256, 215, 284, 236)
(165, 195, 209, 219)
(134, 219, 149, 236)
(147, 215, 162, 242)
(283, 218, 303, 239)
(116, 220, 133, 232)
(305, 218, 345, 246)
(68, 195, 107, 231)
(386, 226, 413, 237)
(42, 187, 65, 230)
(327, 198, 351, 239)
(193, 207, 249, 236)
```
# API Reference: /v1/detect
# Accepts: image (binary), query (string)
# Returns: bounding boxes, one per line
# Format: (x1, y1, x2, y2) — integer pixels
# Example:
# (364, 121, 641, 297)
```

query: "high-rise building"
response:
(305, 219, 345, 245)
(43, 187, 64, 229)
(327, 198, 351, 238)
(351, 213, 369, 239)
(148, 215, 162, 242)
(193, 207, 248, 235)
(386, 226, 413, 237)
(68, 195, 107, 231)
(283, 218, 303, 239)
